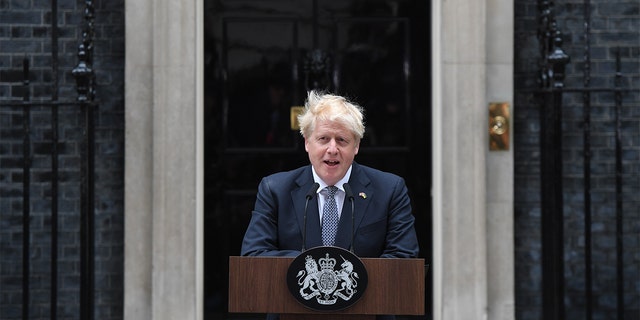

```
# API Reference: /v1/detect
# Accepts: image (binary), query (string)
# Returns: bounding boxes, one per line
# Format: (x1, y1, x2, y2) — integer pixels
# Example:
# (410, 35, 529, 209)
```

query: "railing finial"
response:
(72, 1, 96, 101)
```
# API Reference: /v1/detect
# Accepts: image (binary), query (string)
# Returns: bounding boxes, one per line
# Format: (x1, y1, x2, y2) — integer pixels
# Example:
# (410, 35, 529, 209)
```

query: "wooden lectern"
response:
(229, 256, 425, 320)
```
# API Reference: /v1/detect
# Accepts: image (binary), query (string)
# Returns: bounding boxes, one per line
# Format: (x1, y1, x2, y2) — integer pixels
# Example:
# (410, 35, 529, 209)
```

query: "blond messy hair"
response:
(297, 90, 365, 140)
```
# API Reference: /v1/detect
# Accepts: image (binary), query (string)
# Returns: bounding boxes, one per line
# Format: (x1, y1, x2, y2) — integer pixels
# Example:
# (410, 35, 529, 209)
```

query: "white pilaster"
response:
(433, 0, 515, 319)
(124, 0, 203, 319)
(124, 0, 153, 317)
(485, 0, 515, 318)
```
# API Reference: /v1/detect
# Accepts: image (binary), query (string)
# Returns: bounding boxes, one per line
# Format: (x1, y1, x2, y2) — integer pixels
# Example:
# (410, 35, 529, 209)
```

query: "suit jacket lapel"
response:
(293, 167, 323, 249)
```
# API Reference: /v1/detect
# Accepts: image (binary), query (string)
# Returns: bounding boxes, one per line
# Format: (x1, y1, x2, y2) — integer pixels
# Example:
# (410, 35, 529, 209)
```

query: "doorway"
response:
(203, 1, 431, 318)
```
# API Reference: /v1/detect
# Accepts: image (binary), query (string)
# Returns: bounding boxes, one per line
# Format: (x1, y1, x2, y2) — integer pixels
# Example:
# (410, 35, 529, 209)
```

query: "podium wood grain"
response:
(228, 256, 425, 317)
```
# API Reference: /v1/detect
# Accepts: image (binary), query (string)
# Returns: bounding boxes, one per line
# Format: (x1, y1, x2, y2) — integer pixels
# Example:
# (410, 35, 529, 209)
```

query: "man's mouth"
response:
(324, 160, 340, 166)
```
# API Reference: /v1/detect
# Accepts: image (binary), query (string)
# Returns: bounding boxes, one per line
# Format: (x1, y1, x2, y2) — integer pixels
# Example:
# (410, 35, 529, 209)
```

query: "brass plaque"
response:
(290, 106, 304, 130)
(489, 102, 510, 151)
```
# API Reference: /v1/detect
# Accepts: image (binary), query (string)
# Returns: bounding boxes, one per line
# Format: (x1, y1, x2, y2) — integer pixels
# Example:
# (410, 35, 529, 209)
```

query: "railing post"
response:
(72, 1, 96, 320)
(581, 0, 593, 318)
(614, 49, 625, 320)
(21, 56, 32, 320)
(537, 1, 569, 319)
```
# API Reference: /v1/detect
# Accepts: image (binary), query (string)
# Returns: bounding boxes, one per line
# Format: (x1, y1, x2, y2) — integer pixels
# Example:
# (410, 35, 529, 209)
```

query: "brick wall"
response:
(0, 1, 124, 319)
(515, 0, 639, 319)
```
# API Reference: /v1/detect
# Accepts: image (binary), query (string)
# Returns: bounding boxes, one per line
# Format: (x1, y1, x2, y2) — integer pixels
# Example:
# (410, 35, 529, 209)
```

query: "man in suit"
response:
(241, 90, 419, 259)
(241, 91, 419, 320)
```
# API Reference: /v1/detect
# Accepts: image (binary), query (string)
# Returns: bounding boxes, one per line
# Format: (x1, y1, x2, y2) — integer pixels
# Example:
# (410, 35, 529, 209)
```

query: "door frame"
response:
(123, 0, 515, 319)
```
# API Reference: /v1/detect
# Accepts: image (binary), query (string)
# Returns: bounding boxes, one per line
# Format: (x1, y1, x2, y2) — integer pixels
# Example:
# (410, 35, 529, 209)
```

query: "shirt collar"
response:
(311, 165, 352, 193)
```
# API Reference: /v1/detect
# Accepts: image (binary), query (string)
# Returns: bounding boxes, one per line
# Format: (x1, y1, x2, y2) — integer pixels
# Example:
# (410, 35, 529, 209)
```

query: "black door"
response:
(203, 1, 431, 318)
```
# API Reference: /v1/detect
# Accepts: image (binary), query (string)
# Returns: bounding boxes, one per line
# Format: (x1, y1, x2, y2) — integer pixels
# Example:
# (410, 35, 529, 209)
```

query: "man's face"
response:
(305, 119, 359, 186)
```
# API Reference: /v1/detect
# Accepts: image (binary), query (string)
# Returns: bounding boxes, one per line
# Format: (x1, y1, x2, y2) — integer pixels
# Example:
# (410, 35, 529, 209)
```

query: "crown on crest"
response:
(318, 253, 336, 270)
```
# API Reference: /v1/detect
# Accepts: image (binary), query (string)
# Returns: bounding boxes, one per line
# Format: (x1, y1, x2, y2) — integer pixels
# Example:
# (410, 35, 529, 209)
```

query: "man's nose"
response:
(326, 139, 338, 153)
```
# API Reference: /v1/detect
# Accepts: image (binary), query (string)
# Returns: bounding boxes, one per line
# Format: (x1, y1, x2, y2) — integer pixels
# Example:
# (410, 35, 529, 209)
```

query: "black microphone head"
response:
(343, 183, 354, 199)
(306, 182, 320, 199)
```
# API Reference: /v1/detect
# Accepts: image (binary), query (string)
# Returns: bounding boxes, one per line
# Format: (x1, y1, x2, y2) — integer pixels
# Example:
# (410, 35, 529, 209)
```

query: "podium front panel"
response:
(229, 256, 425, 315)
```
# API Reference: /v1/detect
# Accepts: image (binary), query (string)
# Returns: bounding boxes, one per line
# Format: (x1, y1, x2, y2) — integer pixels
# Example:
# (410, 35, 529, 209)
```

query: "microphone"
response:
(343, 183, 355, 253)
(302, 182, 320, 252)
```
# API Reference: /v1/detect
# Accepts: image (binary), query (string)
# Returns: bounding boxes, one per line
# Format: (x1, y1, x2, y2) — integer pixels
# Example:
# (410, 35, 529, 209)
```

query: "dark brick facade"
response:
(0, 0, 124, 319)
(0, 0, 637, 319)
(515, 0, 639, 319)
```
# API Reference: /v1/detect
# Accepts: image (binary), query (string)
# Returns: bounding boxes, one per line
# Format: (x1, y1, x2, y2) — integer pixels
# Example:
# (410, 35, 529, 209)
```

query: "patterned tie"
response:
(321, 186, 339, 246)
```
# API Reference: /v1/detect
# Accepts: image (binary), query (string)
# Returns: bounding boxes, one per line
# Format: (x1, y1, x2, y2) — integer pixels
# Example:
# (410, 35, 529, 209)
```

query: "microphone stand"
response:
(302, 183, 320, 252)
(343, 183, 355, 253)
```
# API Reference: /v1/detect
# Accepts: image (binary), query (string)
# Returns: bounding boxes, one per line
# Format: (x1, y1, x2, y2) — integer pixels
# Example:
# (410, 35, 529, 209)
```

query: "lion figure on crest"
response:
(296, 255, 320, 297)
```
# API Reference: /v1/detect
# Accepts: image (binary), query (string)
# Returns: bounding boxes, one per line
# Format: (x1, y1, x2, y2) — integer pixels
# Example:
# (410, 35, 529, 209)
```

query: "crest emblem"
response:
(287, 246, 368, 311)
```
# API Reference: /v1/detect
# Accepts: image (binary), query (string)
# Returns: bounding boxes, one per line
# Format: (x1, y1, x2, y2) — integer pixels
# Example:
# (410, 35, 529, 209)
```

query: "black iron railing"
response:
(535, 0, 631, 319)
(0, 1, 96, 319)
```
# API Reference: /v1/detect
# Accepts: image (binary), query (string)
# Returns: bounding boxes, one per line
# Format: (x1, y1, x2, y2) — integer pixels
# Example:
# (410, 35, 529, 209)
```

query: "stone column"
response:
(432, 0, 514, 319)
(485, 0, 516, 318)
(124, 0, 204, 319)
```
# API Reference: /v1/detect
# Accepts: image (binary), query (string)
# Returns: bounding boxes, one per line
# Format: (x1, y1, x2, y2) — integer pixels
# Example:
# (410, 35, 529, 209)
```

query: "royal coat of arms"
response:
(287, 246, 368, 311)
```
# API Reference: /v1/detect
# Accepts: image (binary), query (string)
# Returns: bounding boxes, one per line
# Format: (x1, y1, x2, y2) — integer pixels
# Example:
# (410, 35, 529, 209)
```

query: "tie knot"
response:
(326, 186, 338, 197)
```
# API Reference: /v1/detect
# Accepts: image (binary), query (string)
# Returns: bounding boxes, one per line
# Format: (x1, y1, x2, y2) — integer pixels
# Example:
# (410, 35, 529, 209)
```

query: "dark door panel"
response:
(204, 1, 431, 318)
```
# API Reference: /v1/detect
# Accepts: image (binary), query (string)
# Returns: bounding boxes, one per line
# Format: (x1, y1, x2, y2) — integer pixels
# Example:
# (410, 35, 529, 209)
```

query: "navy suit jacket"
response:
(241, 162, 419, 258)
